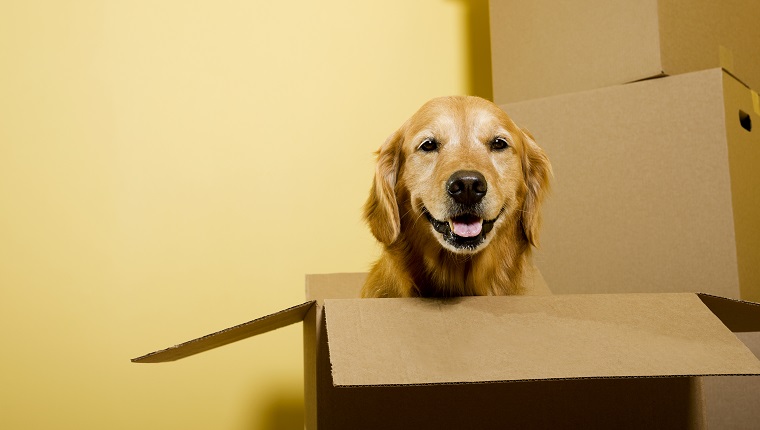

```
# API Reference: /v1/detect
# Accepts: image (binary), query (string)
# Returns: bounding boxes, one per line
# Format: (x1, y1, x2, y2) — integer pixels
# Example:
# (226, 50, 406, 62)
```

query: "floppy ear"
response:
(364, 129, 404, 245)
(520, 128, 552, 247)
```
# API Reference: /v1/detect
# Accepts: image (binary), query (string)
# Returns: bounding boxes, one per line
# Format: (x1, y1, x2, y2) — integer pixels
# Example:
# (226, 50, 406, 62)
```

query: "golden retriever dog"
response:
(361, 96, 551, 298)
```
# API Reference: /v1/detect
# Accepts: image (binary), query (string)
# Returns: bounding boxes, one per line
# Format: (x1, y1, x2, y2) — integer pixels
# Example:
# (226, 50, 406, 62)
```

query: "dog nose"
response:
(446, 170, 487, 205)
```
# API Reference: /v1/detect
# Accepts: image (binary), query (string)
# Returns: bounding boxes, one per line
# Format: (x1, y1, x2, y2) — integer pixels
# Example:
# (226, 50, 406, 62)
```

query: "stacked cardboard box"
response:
(492, 0, 760, 427)
(490, 0, 760, 104)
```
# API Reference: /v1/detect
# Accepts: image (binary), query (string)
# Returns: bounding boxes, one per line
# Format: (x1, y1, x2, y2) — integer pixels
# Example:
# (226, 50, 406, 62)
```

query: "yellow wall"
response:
(0, 1, 490, 428)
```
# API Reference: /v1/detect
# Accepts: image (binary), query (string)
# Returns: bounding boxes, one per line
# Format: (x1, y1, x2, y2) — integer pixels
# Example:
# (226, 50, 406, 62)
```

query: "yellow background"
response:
(1, 1, 491, 428)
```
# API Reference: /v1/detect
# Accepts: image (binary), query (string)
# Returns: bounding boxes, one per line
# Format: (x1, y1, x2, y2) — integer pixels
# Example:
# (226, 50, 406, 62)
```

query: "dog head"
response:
(365, 96, 551, 254)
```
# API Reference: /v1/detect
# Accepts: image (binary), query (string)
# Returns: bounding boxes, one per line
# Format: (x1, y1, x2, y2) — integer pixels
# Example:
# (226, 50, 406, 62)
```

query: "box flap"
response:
(305, 272, 366, 302)
(324, 293, 760, 386)
(698, 293, 760, 332)
(131, 301, 314, 363)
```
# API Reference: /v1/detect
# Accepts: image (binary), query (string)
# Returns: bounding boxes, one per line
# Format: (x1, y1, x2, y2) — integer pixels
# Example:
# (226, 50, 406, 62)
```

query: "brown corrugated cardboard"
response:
(131, 301, 313, 363)
(133, 272, 760, 429)
(698, 294, 760, 333)
(704, 332, 760, 429)
(502, 68, 760, 429)
(502, 68, 760, 302)
(325, 294, 760, 386)
(489, 0, 760, 103)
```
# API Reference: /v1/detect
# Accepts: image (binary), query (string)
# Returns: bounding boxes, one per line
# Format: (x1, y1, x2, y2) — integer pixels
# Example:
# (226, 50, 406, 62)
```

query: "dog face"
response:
(365, 96, 550, 255)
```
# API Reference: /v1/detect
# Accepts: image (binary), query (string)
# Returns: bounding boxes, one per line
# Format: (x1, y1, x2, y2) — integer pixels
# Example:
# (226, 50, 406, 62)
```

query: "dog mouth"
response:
(422, 207, 501, 251)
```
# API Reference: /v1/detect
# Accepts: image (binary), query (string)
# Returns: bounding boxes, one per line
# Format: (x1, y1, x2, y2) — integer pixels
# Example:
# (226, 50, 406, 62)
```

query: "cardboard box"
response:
(502, 68, 760, 302)
(489, 0, 760, 103)
(705, 332, 760, 428)
(502, 67, 760, 429)
(133, 272, 760, 429)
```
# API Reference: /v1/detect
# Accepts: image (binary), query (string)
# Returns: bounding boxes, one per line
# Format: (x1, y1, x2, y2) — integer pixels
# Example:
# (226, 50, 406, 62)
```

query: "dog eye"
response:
(490, 137, 509, 151)
(418, 138, 439, 152)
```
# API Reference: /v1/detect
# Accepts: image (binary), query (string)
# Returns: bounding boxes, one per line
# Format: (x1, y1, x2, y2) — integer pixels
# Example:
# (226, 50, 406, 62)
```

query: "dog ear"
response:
(364, 129, 404, 245)
(520, 128, 552, 247)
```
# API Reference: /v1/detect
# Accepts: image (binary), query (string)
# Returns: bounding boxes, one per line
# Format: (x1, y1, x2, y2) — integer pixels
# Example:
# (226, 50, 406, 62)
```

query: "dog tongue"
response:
(451, 219, 483, 238)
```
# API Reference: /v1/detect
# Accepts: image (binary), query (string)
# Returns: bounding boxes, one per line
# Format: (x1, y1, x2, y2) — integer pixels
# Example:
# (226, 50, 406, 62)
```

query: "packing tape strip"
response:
(719, 45, 735, 73)
(753, 90, 760, 116)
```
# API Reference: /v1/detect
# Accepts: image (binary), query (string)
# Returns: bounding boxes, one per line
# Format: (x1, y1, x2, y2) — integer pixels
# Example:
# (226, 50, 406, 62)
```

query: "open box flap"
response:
(306, 272, 366, 302)
(324, 293, 760, 387)
(698, 293, 760, 332)
(132, 301, 315, 363)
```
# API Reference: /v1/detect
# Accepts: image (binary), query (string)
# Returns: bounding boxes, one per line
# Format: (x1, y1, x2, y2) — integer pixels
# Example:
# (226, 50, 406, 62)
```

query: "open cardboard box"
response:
(134, 271, 760, 429)
(489, 0, 760, 103)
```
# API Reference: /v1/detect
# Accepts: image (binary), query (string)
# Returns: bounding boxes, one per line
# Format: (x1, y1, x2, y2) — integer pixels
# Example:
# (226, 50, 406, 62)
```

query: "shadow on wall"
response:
(251, 387, 305, 430)
(454, 0, 493, 101)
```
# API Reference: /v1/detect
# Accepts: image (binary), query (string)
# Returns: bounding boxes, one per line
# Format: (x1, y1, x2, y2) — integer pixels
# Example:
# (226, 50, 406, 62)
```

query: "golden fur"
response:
(362, 96, 551, 298)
